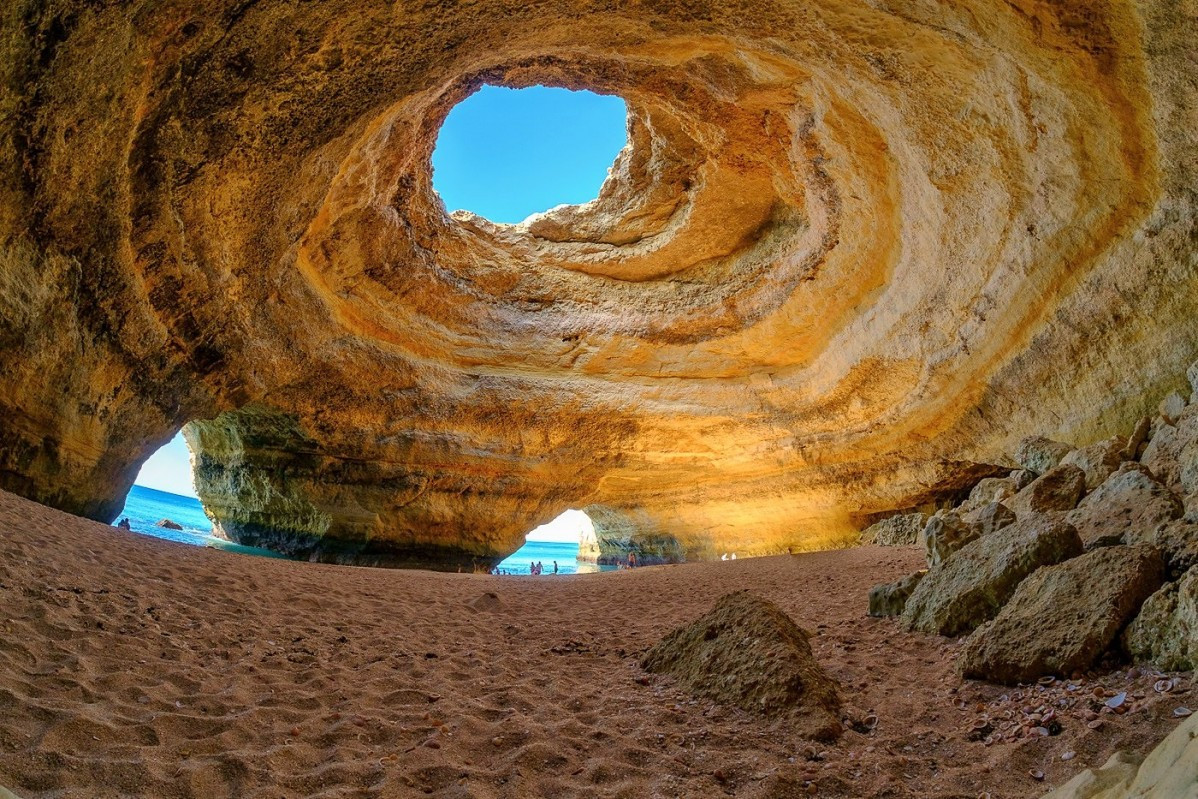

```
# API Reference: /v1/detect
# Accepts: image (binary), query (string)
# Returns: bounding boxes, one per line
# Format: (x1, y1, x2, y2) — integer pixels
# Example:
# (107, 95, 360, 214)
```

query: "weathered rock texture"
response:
(959, 545, 1164, 684)
(859, 512, 927, 547)
(1067, 464, 1184, 548)
(1, 0, 1197, 566)
(868, 571, 925, 617)
(902, 515, 1083, 636)
(1123, 566, 1198, 671)
(642, 592, 841, 739)
(1040, 711, 1198, 799)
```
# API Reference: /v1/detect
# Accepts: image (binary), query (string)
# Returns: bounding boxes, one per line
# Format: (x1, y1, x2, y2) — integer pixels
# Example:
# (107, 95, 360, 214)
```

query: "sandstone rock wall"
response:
(1, 0, 1196, 566)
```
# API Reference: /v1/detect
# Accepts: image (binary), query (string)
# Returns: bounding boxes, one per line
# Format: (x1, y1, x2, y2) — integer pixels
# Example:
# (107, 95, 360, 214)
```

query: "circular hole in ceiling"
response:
(431, 85, 628, 225)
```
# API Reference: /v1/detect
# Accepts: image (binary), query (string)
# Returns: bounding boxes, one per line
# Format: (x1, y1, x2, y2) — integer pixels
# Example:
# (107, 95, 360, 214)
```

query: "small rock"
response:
(642, 592, 842, 740)
(155, 518, 184, 530)
(1061, 437, 1125, 490)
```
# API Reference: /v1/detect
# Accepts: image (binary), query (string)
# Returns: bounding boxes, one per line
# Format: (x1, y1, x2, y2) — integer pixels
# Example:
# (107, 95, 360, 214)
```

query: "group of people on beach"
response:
(528, 560, 557, 575)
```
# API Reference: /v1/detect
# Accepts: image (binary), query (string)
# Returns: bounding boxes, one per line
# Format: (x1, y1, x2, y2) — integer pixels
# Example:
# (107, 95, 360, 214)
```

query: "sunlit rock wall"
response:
(0, 0, 1195, 568)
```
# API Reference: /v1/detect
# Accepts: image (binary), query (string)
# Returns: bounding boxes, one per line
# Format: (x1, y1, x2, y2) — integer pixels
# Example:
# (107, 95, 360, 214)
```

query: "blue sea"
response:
(115, 486, 612, 572)
(495, 540, 615, 575)
(113, 485, 285, 558)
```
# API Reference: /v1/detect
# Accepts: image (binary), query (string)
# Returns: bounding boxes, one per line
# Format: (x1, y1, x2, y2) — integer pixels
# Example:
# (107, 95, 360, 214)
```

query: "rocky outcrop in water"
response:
(0, 0, 1196, 567)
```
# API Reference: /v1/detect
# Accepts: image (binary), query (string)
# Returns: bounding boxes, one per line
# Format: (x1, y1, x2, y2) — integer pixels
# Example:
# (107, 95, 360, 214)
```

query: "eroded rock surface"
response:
(902, 515, 1083, 637)
(1067, 464, 1184, 548)
(1124, 567, 1198, 672)
(959, 545, 1164, 684)
(1, 0, 1197, 565)
(868, 571, 925, 618)
(1040, 712, 1198, 799)
(641, 592, 841, 739)
(859, 512, 927, 547)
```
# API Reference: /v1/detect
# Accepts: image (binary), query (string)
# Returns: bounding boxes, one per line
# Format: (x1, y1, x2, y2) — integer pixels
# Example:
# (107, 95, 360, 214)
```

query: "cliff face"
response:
(1, 0, 1196, 568)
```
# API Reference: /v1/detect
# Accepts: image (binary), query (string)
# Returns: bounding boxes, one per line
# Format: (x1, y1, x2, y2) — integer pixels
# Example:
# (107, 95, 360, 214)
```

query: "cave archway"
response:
(0, 1, 1192, 574)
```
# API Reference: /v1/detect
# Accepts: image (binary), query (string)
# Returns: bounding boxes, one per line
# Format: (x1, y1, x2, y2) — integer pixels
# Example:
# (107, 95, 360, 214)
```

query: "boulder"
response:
(959, 476, 1019, 515)
(1060, 437, 1126, 490)
(959, 545, 1164, 684)
(868, 571, 925, 617)
(1123, 566, 1198, 671)
(922, 512, 981, 567)
(1008, 464, 1087, 517)
(974, 501, 1017, 537)
(1140, 403, 1198, 496)
(1016, 436, 1075, 475)
(1140, 520, 1198, 578)
(1039, 709, 1198, 799)
(901, 514, 1083, 637)
(642, 592, 841, 739)
(1068, 463, 1184, 547)
(155, 518, 184, 530)
(859, 512, 928, 546)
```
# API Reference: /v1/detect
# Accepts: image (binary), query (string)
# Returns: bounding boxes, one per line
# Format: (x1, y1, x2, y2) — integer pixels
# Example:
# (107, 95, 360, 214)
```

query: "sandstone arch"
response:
(1, 0, 1196, 569)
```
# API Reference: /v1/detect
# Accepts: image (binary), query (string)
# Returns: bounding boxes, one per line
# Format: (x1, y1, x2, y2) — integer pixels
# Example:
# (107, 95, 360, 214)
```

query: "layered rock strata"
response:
(1, 0, 1197, 566)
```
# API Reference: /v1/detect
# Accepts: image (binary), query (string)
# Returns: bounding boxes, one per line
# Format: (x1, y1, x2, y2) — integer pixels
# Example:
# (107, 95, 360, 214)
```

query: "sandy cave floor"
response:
(0, 488, 1192, 799)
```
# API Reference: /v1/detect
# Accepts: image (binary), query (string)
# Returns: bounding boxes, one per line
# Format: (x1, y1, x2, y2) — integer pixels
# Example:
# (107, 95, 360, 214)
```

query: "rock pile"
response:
(642, 592, 842, 740)
(868, 360, 1198, 682)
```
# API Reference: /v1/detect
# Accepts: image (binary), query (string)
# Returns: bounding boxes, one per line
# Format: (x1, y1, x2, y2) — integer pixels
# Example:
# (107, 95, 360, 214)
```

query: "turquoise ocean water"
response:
(115, 486, 611, 573)
(113, 485, 284, 558)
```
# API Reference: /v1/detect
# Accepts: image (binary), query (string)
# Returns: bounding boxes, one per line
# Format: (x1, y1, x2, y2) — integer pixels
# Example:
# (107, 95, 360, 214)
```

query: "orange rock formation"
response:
(0, 0, 1195, 567)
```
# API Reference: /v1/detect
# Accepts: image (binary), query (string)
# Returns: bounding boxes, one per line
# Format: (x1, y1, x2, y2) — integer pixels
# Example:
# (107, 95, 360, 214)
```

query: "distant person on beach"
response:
(116, 518, 131, 530)
(627, 552, 636, 568)
(553, 560, 558, 574)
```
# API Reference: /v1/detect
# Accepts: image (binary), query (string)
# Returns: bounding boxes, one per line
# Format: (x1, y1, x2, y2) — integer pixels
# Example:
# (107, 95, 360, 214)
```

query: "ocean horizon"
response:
(115, 485, 608, 573)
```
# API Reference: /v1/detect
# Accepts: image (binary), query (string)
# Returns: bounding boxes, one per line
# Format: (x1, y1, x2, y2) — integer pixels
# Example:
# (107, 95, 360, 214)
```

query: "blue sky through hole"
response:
(431, 85, 628, 224)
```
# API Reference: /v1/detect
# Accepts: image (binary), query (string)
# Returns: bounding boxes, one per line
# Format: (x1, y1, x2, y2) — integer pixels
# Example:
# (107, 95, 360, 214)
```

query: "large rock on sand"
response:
(1039, 710, 1198, 799)
(868, 571, 926, 617)
(1124, 566, 1198, 671)
(960, 545, 1164, 683)
(1016, 437, 1076, 475)
(901, 515, 1083, 636)
(1008, 464, 1087, 518)
(1067, 464, 1184, 547)
(859, 512, 928, 546)
(642, 592, 841, 739)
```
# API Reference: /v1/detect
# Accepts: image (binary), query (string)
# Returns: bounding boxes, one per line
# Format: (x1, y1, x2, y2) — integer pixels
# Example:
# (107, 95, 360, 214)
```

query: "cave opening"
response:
(111, 430, 282, 559)
(495, 508, 614, 575)
(430, 84, 628, 224)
